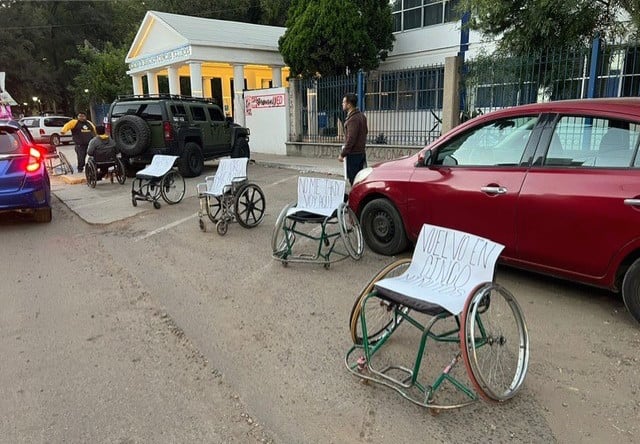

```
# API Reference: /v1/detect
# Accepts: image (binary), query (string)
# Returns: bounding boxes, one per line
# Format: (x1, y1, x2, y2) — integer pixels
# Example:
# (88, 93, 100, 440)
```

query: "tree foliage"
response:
(0, 0, 291, 115)
(278, 0, 394, 78)
(459, 0, 640, 54)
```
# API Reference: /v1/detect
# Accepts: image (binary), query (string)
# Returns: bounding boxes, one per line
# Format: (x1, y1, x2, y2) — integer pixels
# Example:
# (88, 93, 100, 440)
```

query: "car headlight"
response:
(353, 167, 373, 186)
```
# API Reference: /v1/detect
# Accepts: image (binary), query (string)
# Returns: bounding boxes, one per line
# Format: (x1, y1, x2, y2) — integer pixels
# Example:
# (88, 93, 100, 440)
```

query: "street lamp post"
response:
(32, 96, 40, 114)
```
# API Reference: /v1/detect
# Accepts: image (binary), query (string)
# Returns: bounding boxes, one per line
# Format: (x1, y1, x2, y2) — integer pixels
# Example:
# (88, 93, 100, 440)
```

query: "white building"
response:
(125, 11, 289, 126)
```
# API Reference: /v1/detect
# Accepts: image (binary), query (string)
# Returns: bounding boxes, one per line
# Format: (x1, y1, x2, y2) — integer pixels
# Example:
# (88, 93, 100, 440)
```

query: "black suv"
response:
(106, 95, 250, 177)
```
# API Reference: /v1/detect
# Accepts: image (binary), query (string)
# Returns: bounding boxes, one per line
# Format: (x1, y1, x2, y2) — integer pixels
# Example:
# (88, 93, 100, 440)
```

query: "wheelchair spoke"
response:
(460, 283, 529, 402)
(235, 183, 265, 228)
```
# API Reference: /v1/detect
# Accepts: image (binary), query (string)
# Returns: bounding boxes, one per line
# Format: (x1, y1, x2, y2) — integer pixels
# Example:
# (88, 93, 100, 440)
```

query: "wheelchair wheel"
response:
(161, 171, 185, 204)
(85, 162, 97, 188)
(338, 203, 364, 260)
(216, 219, 228, 236)
(206, 196, 222, 222)
(114, 158, 126, 184)
(235, 183, 266, 228)
(271, 202, 296, 257)
(58, 151, 73, 174)
(349, 258, 411, 345)
(460, 283, 529, 402)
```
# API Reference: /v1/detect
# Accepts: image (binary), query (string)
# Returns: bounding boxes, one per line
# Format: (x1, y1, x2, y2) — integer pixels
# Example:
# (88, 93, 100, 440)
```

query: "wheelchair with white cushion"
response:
(131, 155, 185, 209)
(196, 157, 265, 236)
(345, 224, 529, 411)
(85, 147, 126, 188)
(271, 177, 363, 268)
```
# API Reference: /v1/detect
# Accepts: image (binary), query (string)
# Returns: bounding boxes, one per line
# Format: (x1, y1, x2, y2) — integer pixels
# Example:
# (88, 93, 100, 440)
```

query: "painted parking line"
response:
(135, 213, 199, 242)
(136, 174, 297, 241)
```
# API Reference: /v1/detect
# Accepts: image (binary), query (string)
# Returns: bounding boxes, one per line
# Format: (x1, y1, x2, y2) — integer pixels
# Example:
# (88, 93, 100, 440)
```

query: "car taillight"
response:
(26, 147, 43, 172)
(105, 122, 111, 135)
(39, 128, 45, 135)
(163, 121, 173, 141)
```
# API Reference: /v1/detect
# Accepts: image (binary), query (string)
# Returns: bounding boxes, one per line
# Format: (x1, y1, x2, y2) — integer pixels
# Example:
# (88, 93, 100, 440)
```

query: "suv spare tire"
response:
(113, 115, 151, 156)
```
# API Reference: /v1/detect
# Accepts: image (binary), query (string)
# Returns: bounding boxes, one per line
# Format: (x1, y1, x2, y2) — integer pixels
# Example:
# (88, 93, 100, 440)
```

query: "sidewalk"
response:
(51, 146, 346, 225)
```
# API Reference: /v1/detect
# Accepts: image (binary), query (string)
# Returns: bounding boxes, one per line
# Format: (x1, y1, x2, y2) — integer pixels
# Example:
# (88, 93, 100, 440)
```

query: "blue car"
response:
(0, 120, 52, 222)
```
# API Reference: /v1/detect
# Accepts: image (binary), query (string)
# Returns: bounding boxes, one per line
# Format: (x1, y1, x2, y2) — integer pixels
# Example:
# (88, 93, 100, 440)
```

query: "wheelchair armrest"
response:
(196, 183, 207, 194)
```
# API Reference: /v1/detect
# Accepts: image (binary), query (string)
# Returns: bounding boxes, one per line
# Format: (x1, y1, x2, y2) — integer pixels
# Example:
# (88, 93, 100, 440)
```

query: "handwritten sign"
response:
(205, 157, 248, 196)
(287, 177, 345, 217)
(375, 224, 504, 315)
(245, 94, 286, 116)
(137, 155, 178, 178)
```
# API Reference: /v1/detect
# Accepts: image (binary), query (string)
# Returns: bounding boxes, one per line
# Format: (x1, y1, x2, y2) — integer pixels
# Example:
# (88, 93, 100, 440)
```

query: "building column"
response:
(168, 66, 181, 96)
(271, 66, 283, 88)
(233, 64, 246, 126)
(189, 62, 203, 98)
(132, 74, 144, 95)
(203, 77, 212, 99)
(146, 70, 159, 95)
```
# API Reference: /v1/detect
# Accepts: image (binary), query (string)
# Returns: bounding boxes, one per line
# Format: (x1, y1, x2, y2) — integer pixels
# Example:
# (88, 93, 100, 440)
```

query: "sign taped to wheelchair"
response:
(207, 157, 248, 196)
(288, 177, 345, 217)
(138, 155, 178, 177)
(375, 224, 504, 315)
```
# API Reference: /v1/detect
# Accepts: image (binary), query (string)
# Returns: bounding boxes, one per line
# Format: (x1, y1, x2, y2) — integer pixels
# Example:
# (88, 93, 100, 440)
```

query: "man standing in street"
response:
(61, 112, 96, 173)
(338, 93, 368, 186)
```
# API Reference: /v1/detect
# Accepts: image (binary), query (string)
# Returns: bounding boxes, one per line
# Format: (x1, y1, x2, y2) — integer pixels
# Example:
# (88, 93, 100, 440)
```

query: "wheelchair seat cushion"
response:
(286, 209, 337, 224)
(374, 284, 448, 316)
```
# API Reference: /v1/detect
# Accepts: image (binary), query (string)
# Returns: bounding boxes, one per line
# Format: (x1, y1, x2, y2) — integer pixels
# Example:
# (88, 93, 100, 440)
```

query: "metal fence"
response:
(289, 38, 640, 147)
(290, 63, 445, 147)
(462, 38, 640, 116)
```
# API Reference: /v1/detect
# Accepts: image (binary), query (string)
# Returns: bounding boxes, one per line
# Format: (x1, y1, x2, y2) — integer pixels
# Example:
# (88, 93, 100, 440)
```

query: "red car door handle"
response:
(481, 186, 507, 195)
(624, 198, 640, 206)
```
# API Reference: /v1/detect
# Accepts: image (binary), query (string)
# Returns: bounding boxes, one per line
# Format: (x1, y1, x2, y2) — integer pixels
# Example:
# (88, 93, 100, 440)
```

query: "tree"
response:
(66, 43, 132, 113)
(458, 0, 640, 55)
(278, 0, 394, 78)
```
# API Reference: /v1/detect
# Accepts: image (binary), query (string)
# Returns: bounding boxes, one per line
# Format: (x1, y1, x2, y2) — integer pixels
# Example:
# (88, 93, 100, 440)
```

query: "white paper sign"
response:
(287, 177, 345, 217)
(137, 155, 178, 178)
(206, 157, 248, 196)
(375, 224, 504, 315)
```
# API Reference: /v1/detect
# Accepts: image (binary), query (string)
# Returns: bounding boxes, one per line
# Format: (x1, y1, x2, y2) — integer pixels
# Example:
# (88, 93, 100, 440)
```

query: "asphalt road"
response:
(1, 161, 638, 443)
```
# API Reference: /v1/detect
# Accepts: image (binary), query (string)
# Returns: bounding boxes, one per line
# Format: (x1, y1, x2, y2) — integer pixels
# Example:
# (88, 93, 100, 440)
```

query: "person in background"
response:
(338, 93, 368, 186)
(61, 112, 96, 173)
(87, 125, 118, 180)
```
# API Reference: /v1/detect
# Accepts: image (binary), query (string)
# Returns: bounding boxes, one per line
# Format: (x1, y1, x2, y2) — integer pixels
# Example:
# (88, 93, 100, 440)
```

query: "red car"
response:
(349, 98, 640, 323)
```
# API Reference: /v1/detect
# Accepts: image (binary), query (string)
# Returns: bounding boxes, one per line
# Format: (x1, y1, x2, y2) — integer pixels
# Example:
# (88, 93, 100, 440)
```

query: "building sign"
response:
(128, 45, 192, 72)
(245, 93, 285, 116)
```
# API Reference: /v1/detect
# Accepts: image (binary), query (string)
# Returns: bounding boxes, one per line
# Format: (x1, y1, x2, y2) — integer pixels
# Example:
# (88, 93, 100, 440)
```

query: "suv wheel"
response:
(232, 137, 250, 158)
(113, 115, 151, 156)
(179, 142, 204, 177)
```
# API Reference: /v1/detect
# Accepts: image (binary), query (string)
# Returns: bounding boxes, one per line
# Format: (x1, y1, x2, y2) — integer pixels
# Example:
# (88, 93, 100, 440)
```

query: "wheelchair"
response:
(131, 154, 185, 209)
(85, 149, 126, 188)
(197, 157, 265, 236)
(43, 145, 73, 176)
(271, 176, 363, 268)
(345, 224, 529, 412)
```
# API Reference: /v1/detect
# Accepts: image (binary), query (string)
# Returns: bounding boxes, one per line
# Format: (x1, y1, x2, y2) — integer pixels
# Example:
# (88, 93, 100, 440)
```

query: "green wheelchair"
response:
(345, 224, 530, 411)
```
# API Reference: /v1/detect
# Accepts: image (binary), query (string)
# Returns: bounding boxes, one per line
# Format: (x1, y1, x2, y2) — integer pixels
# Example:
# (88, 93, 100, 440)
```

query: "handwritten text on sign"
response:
(287, 177, 345, 217)
(206, 157, 248, 196)
(245, 94, 285, 116)
(375, 224, 504, 315)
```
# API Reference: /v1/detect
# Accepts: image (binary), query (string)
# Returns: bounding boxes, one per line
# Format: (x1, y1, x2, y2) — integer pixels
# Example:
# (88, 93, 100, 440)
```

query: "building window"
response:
(365, 67, 444, 111)
(392, 0, 461, 32)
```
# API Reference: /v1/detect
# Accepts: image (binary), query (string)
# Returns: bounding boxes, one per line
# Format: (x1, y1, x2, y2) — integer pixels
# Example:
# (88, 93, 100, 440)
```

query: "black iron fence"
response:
(462, 38, 640, 116)
(289, 38, 640, 147)
(290, 63, 445, 147)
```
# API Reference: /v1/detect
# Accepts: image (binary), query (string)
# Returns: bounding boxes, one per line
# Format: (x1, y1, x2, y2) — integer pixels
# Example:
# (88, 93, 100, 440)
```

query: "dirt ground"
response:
(1, 164, 639, 443)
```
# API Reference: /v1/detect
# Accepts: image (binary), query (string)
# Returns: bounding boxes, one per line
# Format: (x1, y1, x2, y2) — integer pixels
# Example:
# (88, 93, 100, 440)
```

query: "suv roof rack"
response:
(115, 94, 218, 105)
